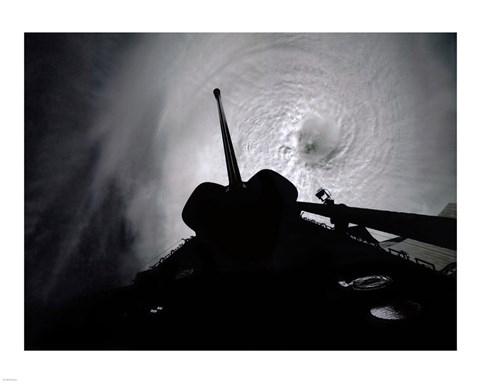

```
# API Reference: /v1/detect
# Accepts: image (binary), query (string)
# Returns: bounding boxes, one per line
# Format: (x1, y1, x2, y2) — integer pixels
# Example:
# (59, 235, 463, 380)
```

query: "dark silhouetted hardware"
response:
(182, 89, 299, 268)
(297, 201, 456, 250)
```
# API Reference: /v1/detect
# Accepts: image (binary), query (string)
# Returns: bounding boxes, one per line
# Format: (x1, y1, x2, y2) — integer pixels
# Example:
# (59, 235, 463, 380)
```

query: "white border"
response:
(2, 1, 479, 383)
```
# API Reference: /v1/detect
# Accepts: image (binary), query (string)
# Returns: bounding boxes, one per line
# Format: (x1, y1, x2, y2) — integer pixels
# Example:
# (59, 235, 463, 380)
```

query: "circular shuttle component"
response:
(338, 275, 393, 291)
(370, 299, 423, 320)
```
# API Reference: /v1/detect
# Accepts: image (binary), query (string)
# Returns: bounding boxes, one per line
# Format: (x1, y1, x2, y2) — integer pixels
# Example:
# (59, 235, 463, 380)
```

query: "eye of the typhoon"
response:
(297, 115, 339, 164)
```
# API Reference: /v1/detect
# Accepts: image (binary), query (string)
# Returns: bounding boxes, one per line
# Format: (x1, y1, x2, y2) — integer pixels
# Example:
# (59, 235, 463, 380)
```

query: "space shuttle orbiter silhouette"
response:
(182, 89, 299, 265)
